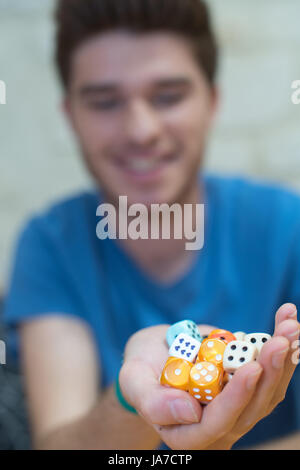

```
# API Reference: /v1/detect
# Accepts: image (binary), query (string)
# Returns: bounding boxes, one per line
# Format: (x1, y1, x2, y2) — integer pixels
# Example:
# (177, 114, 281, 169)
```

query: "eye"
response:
(152, 92, 184, 107)
(87, 98, 123, 111)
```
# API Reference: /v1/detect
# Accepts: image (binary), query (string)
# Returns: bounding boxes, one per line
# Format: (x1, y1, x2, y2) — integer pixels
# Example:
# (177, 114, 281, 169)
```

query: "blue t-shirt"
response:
(3, 173, 300, 449)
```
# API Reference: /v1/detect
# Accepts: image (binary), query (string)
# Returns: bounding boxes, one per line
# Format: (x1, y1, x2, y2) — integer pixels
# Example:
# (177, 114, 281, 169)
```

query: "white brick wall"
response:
(207, 0, 300, 186)
(1, 0, 300, 292)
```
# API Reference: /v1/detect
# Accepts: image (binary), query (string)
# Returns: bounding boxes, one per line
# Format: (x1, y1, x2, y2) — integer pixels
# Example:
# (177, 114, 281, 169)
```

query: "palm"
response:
(123, 325, 171, 378)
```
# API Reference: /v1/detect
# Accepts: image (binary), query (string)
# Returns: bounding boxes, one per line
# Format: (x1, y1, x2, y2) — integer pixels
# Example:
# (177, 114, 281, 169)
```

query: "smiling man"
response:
(3, 0, 300, 450)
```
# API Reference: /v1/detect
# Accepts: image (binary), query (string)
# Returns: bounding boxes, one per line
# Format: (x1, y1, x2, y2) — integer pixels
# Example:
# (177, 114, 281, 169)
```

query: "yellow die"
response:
(197, 338, 226, 369)
(160, 357, 193, 391)
(189, 361, 224, 404)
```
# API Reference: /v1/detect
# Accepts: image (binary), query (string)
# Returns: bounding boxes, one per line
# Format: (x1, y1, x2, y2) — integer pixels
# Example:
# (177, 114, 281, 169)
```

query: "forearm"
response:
(36, 385, 161, 450)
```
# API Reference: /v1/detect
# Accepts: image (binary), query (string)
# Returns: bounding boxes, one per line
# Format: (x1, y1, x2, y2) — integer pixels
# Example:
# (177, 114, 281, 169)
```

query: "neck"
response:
(111, 177, 204, 284)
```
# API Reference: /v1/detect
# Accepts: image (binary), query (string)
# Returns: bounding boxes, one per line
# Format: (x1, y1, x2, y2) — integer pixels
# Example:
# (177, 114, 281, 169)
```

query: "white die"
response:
(169, 333, 201, 363)
(223, 340, 258, 374)
(234, 331, 246, 341)
(244, 333, 271, 353)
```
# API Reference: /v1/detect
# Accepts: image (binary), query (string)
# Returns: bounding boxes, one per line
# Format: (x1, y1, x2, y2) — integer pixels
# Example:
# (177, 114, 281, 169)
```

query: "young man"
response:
(3, 0, 300, 450)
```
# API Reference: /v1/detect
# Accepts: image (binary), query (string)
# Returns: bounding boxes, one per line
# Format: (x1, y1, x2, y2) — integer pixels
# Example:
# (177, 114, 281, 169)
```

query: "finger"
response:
(269, 317, 300, 409)
(273, 317, 300, 344)
(154, 361, 263, 450)
(274, 303, 297, 329)
(232, 335, 289, 436)
(119, 359, 202, 426)
(273, 318, 300, 379)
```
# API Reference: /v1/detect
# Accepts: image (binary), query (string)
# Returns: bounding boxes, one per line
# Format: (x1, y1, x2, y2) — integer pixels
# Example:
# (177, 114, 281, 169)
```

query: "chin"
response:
(95, 166, 191, 207)
(126, 185, 182, 207)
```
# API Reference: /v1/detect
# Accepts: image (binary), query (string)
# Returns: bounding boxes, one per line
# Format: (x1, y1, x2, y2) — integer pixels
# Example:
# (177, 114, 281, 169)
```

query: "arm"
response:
(20, 315, 160, 450)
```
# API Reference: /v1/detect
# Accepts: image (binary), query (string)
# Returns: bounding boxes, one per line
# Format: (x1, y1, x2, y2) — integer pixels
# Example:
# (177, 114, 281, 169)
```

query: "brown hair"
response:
(54, 0, 219, 89)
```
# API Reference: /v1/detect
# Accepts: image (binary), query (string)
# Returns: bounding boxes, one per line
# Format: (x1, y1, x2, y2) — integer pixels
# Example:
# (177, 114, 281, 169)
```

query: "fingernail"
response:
(246, 368, 262, 391)
(272, 348, 289, 369)
(169, 399, 199, 424)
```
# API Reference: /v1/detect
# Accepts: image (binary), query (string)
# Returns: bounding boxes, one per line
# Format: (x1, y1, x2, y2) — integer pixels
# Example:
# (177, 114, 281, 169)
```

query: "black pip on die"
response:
(223, 340, 258, 374)
(244, 333, 271, 353)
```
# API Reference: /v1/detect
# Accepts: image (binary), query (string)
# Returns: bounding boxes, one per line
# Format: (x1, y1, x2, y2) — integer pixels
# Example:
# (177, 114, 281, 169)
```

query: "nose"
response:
(124, 99, 162, 147)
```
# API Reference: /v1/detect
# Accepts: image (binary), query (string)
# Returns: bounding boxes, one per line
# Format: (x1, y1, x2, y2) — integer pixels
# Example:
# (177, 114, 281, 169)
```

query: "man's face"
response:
(65, 31, 218, 206)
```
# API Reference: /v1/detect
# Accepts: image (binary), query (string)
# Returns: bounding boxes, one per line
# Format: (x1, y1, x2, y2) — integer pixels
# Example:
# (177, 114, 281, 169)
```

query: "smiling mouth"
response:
(115, 153, 179, 174)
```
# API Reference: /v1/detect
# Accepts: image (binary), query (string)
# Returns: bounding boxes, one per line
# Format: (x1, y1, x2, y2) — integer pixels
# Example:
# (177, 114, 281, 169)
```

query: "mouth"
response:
(114, 153, 179, 179)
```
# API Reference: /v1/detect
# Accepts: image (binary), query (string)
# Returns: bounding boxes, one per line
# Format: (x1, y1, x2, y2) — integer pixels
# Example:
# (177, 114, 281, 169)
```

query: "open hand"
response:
(119, 304, 299, 449)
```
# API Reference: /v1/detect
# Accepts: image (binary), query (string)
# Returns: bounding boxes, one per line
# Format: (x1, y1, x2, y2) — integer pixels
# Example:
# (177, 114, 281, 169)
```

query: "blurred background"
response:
(0, 0, 300, 449)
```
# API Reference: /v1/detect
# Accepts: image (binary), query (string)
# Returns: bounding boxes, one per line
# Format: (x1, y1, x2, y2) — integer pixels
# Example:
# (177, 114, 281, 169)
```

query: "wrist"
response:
(115, 370, 138, 415)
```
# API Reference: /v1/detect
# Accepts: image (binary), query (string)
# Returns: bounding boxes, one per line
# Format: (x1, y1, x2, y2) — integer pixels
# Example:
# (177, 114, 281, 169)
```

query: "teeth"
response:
(127, 158, 160, 172)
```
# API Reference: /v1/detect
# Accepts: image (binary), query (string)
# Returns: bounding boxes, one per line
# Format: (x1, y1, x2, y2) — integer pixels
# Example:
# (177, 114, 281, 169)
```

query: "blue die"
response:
(166, 320, 203, 347)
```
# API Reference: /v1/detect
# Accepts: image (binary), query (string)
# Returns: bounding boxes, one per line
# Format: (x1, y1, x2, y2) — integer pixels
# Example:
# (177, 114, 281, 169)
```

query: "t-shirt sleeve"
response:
(2, 217, 85, 364)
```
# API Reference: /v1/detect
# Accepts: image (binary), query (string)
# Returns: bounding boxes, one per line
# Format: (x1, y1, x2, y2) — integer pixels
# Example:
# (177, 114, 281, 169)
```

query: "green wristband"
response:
(115, 373, 138, 415)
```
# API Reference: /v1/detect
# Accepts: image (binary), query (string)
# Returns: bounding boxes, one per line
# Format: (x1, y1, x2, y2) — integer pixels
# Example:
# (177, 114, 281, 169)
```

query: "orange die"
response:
(189, 361, 224, 404)
(208, 329, 236, 344)
(160, 357, 192, 391)
(197, 338, 226, 368)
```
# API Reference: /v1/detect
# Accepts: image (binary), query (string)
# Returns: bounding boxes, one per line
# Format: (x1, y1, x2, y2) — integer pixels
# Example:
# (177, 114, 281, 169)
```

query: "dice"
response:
(208, 329, 236, 344)
(197, 338, 226, 368)
(233, 331, 246, 341)
(189, 361, 224, 404)
(161, 321, 269, 405)
(169, 333, 201, 363)
(244, 332, 271, 353)
(223, 340, 258, 374)
(166, 320, 203, 347)
(160, 357, 192, 391)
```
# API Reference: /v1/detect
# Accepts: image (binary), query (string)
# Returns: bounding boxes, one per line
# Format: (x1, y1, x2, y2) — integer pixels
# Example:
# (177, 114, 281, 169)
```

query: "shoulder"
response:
(204, 173, 300, 228)
(20, 189, 100, 245)
(204, 172, 300, 205)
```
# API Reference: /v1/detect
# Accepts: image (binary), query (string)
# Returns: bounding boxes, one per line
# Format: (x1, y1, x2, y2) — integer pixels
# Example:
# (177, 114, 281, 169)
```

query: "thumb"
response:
(120, 359, 202, 426)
